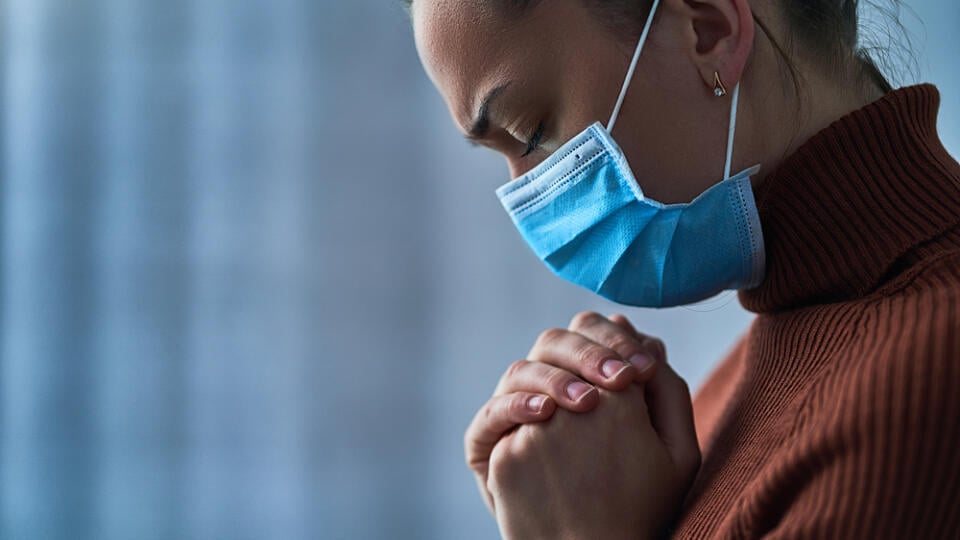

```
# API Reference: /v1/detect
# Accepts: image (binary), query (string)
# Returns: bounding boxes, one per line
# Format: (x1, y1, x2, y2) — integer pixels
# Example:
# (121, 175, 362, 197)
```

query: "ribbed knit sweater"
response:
(671, 84, 960, 539)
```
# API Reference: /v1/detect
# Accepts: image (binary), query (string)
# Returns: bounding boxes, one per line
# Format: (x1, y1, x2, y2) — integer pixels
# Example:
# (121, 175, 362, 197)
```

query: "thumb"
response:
(608, 315, 700, 475)
(645, 359, 701, 477)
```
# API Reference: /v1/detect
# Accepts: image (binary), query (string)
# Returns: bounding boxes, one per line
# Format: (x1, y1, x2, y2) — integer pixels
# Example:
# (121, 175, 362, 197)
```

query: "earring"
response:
(713, 71, 727, 97)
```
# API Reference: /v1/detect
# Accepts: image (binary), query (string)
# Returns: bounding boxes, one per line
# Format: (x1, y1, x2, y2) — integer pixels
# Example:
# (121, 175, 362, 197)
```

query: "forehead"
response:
(412, 0, 530, 129)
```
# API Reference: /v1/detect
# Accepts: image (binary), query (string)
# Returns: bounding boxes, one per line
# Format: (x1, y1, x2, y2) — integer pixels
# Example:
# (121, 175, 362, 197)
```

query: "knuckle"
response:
(463, 434, 480, 468)
(545, 368, 576, 395)
(569, 310, 602, 330)
(511, 423, 544, 455)
(503, 359, 528, 381)
(480, 399, 498, 423)
(488, 429, 538, 490)
(574, 341, 612, 371)
(508, 393, 530, 416)
(605, 334, 637, 355)
(488, 459, 518, 494)
(487, 452, 511, 491)
(535, 327, 567, 348)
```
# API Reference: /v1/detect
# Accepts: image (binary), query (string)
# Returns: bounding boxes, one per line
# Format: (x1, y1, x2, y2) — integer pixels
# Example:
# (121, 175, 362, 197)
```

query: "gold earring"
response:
(713, 71, 727, 97)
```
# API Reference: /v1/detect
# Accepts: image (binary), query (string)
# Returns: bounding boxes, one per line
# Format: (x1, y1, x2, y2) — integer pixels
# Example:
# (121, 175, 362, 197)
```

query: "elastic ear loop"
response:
(723, 82, 740, 180)
(606, 0, 740, 181)
(684, 85, 742, 312)
(606, 0, 660, 134)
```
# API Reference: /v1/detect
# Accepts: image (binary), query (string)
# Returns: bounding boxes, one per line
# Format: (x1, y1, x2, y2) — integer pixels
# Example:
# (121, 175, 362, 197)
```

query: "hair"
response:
(403, 0, 916, 95)
(764, 0, 914, 94)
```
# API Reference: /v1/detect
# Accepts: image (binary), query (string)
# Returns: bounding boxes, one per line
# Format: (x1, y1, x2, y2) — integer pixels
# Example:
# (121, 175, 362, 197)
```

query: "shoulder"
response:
(836, 252, 959, 412)
(763, 264, 960, 537)
(796, 250, 960, 447)
(863, 246, 960, 362)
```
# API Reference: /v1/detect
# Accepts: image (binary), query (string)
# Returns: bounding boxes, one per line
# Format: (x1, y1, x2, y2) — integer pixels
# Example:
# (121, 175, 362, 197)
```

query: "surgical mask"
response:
(494, 0, 766, 307)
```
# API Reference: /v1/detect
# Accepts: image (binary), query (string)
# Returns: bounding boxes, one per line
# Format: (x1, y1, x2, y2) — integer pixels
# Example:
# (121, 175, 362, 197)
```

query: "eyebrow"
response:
(467, 82, 512, 141)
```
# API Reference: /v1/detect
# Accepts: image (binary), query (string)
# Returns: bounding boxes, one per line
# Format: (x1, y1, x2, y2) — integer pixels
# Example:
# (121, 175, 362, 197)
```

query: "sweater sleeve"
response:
(765, 304, 960, 539)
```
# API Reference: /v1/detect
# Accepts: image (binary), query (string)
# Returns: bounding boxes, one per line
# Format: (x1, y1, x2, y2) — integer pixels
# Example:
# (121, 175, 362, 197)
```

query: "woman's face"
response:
(412, 0, 752, 203)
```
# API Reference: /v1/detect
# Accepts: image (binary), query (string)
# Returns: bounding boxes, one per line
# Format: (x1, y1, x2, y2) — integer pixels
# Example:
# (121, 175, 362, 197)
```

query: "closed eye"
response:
(521, 122, 545, 158)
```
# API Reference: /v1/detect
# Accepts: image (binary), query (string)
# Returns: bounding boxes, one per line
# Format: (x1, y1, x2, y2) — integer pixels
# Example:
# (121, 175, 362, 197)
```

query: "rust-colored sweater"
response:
(671, 84, 960, 539)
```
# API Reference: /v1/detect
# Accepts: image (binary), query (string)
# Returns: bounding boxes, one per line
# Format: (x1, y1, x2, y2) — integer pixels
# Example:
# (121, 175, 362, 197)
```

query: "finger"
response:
(644, 359, 701, 478)
(567, 311, 661, 381)
(464, 392, 556, 475)
(494, 359, 600, 411)
(607, 313, 667, 363)
(608, 313, 694, 465)
(525, 327, 637, 391)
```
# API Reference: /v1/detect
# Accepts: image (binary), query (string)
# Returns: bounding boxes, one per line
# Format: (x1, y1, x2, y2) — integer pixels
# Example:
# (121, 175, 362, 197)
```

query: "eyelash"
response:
(521, 122, 545, 158)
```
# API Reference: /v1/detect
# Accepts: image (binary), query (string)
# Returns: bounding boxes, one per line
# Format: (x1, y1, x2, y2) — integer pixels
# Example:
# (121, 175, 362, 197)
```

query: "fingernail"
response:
(602, 358, 629, 378)
(527, 395, 546, 413)
(629, 354, 655, 372)
(566, 381, 594, 402)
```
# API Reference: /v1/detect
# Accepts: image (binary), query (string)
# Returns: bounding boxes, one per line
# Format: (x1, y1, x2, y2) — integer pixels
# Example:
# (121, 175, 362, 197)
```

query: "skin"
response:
(412, 0, 884, 202)
(412, 0, 887, 536)
(467, 312, 700, 539)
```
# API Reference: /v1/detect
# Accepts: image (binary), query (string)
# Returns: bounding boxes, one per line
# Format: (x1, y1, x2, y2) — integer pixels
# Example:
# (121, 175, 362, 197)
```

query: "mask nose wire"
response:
(606, 0, 660, 134)
(606, 0, 742, 181)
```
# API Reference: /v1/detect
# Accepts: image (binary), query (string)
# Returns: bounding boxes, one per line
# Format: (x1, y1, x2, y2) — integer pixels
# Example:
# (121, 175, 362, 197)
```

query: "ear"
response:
(682, 0, 755, 95)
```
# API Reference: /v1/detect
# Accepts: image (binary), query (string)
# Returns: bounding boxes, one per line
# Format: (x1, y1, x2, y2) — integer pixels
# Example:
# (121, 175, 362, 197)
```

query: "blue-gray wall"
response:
(1, 1, 956, 538)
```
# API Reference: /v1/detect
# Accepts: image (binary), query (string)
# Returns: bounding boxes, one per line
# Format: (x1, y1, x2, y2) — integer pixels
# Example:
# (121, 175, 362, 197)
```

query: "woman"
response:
(408, 0, 960, 537)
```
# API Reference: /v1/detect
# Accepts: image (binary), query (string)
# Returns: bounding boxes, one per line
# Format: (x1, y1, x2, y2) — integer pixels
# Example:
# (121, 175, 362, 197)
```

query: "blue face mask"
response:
(494, 0, 766, 307)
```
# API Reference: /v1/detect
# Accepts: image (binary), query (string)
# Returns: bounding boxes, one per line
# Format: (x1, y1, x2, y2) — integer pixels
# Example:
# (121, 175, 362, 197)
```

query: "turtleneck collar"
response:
(739, 84, 960, 313)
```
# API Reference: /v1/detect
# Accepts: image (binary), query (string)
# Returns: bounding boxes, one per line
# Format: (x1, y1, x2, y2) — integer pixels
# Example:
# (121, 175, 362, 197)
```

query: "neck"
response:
(738, 84, 960, 312)
(738, 47, 887, 189)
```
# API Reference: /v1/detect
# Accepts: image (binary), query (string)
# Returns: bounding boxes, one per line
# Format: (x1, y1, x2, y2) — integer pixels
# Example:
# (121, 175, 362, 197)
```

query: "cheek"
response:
(543, 59, 633, 149)
(614, 97, 729, 203)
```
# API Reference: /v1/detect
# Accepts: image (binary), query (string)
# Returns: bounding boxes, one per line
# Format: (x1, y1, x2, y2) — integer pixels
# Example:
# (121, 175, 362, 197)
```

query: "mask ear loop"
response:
(723, 82, 741, 180)
(606, 0, 661, 134)
(606, 0, 740, 181)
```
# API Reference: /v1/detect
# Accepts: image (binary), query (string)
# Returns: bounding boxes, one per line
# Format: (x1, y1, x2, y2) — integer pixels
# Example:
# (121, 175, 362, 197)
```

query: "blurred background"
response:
(0, 1, 957, 538)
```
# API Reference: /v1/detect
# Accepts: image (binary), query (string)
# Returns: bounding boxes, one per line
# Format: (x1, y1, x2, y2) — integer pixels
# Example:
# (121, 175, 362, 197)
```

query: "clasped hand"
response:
(465, 312, 701, 540)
